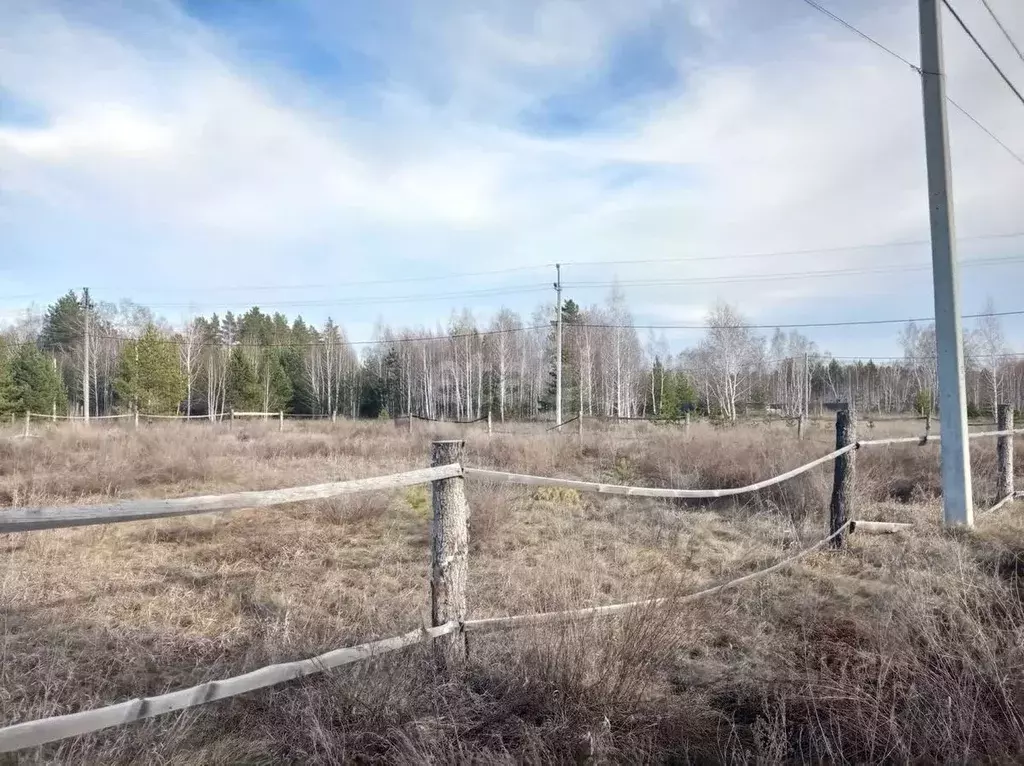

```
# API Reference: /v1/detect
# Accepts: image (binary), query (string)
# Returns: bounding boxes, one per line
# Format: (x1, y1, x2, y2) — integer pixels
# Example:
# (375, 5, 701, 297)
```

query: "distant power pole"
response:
(919, 0, 973, 526)
(82, 286, 90, 425)
(803, 353, 810, 420)
(554, 264, 563, 431)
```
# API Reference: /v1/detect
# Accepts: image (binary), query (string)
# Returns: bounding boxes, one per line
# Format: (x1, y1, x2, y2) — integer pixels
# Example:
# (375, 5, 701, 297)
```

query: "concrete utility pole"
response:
(919, 0, 973, 526)
(82, 287, 90, 425)
(554, 263, 563, 431)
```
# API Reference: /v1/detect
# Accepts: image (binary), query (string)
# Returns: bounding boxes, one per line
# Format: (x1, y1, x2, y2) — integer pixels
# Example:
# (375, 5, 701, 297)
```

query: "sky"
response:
(1, 0, 1023, 359)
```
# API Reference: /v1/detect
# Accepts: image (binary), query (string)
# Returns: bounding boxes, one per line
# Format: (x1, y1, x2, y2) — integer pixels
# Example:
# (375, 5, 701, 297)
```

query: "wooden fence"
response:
(0, 409, 1021, 752)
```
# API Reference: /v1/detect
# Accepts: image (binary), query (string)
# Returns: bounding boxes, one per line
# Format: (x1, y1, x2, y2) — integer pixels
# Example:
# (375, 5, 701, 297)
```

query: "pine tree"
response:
(225, 348, 263, 411)
(38, 291, 84, 353)
(8, 345, 68, 415)
(260, 351, 293, 412)
(114, 325, 184, 414)
(539, 299, 580, 413)
(0, 342, 14, 416)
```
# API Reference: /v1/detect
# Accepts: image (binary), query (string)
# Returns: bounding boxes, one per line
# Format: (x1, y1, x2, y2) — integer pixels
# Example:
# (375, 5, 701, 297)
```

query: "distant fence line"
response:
(0, 408, 1021, 752)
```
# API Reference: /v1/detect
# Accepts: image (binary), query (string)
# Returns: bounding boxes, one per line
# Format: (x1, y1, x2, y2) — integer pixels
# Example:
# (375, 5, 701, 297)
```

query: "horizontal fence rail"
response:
(463, 521, 851, 632)
(0, 464, 462, 533)
(859, 427, 1024, 447)
(0, 622, 459, 754)
(464, 443, 856, 499)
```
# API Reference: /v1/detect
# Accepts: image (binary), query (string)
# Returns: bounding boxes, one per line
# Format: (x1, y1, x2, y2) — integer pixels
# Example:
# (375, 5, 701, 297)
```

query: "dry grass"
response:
(0, 418, 1022, 763)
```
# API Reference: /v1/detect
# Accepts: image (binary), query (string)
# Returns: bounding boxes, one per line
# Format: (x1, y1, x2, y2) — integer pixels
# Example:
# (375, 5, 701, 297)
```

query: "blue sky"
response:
(1, 0, 1023, 358)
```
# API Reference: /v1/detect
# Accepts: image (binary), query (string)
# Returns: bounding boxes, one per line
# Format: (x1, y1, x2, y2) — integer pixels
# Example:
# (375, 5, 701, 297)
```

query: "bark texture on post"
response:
(797, 413, 805, 440)
(577, 409, 583, 440)
(997, 404, 1014, 499)
(52, 402, 56, 423)
(430, 440, 468, 670)
(829, 408, 856, 549)
(134, 409, 139, 430)
(487, 410, 492, 436)
(229, 409, 235, 428)
(279, 411, 284, 432)
(23, 411, 29, 438)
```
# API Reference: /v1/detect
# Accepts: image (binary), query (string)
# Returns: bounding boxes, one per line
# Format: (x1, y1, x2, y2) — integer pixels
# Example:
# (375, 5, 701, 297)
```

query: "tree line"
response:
(0, 289, 1020, 420)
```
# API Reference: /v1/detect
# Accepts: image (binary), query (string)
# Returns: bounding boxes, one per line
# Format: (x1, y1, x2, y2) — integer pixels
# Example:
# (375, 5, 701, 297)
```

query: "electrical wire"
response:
(574, 308, 1024, 332)
(559, 231, 1024, 268)
(798, 0, 1024, 169)
(74, 263, 555, 295)
(126, 284, 550, 310)
(7, 309, 1023, 350)
(977, 0, 1024, 64)
(6, 231, 1024, 305)
(947, 97, 1024, 164)
(942, 0, 1024, 109)
(564, 254, 1024, 288)
(797, 0, 920, 71)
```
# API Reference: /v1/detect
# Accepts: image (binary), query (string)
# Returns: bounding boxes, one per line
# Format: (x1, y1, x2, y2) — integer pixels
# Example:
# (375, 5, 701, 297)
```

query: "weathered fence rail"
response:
(0, 465, 461, 533)
(466, 443, 856, 499)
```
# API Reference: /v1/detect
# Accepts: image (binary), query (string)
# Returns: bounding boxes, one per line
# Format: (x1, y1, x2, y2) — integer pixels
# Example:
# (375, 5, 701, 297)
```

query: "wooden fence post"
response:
(52, 401, 56, 423)
(577, 409, 583, 440)
(430, 440, 469, 670)
(487, 409, 492, 436)
(997, 403, 1014, 500)
(829, 408, 856, 549)
(134, 408, 139, 430)
(230, 409, 234, 429)
(332, 410, 337, 424)
(797, 413, 805, 440)
(279, 410, 284, 432)
(685, 410, 690, 436)
(23, 411, 30, 438)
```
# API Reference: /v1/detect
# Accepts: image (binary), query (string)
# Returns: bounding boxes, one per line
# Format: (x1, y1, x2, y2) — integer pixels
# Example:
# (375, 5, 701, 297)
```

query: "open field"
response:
(1, 419, 1023, 763)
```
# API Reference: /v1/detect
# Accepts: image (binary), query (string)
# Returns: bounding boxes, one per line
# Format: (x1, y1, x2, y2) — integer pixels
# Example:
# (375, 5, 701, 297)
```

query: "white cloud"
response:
(0, 0, 1022, 347)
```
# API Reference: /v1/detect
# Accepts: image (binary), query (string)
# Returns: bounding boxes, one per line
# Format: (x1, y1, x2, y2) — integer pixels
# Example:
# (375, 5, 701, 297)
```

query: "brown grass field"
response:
(1, 417, 1022, 764)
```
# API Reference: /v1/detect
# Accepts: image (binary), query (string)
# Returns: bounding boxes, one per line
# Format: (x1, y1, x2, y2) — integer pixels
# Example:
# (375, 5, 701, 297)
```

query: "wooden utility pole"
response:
(829, 408, 856, 549)
(804, 352, 810, 423)
(997, 403, 1014, 499)
(554, 263, 563, 431)
(82, 287, 90, 426)
(430, 440, 469, 671)
(919, 0, 973, 526)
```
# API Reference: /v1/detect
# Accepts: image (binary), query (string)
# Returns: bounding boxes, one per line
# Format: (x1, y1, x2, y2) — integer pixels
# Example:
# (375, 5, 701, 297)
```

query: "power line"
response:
(947, 96, 1024, 164)
(977, 0, 1024, 64)
(575, 308, 1024, 332)
(7, 309, 1023, 350)
(797, 0, 1024, 168)
(564, 254, 1024, 288)
(560, 231, 1024, 268)
(119, 284, 550, 311)
(75, 264, 554, 296)
(797, 0, 920, 71)
(5, 231, 1024, 306)
(941, 0, 1024, 109)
